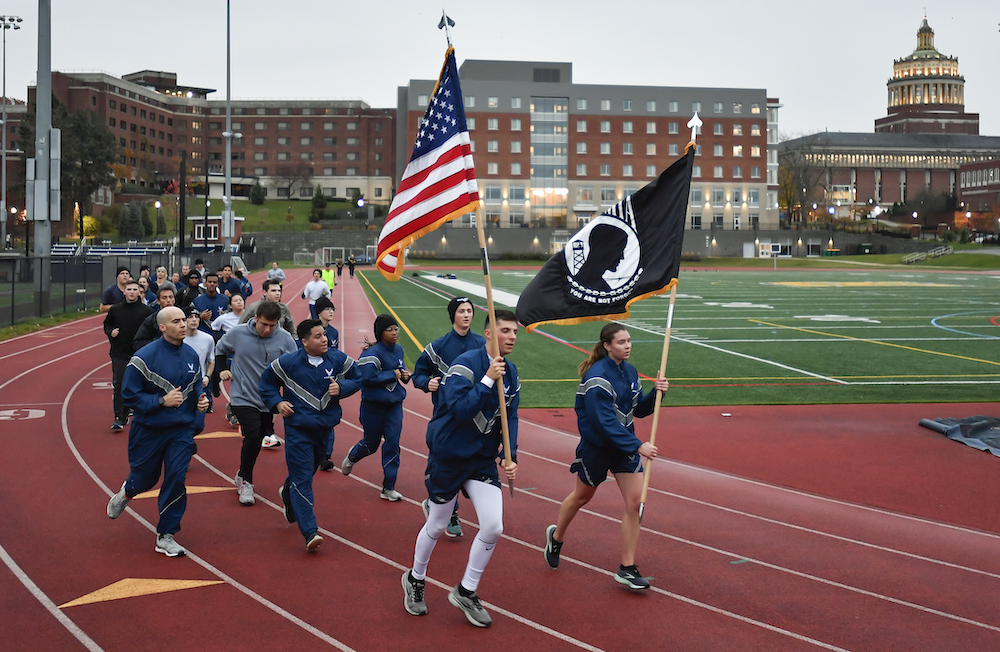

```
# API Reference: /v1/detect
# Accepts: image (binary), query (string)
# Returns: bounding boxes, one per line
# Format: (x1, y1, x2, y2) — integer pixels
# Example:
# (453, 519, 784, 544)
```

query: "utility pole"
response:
(27, 0, 56, 311)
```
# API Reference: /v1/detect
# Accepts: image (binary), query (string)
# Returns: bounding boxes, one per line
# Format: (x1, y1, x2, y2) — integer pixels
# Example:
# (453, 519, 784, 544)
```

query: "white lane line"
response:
(521, 416, 1000, 542)
(0, 340, 106, 393)
(60, 364, 358, 652)
(0, 326, 104, 361)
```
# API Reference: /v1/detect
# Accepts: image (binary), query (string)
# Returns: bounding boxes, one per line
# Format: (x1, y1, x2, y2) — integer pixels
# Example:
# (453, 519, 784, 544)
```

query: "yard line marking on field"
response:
(416, 272, 521, 306)
(752, 319, 1000, 367)
(357, 271, 424, 350)
(620, 319, 848, 385)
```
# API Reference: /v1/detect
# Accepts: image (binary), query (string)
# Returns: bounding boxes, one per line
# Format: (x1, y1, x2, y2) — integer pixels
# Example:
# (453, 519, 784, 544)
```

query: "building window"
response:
(323, 152, 336, 161)
(751, 145, 761, 157)
(623, 100, 633, 111)
(300, 187, 313, 197)
(488, 96, 499, 108)
(323, 137, 336, 146)
(488, 140, 499, 153)
(751, 166, 761, 179)
(254, 136, 267, 145)
(733, 166, 743, 179)
(646, 165, 656, 177)
(732, 189, 742, 204)
(623, 121, 633, 134)
(748, 189, 760, 206)
(576, 120, 587, 132)
(668, 143, 679, 156)
(322, 168, 335, 176)
(279, 108, 290, 115)
(646, 121, 656, 134)
(194, 224, 219, 241)
(511, 141, 522, 154)
(484, 186, 503, 202)
(346, 122, 358, 131)
(577, 98, 587, 110)
(600, 143, 611, 155)
(577, 187, 593, 203)
(324, 122, 336, 131)
(346, 137, 360, 146)
(465, 96, 475, 108)
(623, 143, 633, 155)
(646, 143, 656, 156)
(713, 212, 724, 226)
(733, 145, 743, 157)
(751, 124, 761, 137)
(277, 152, 289, 161)
(576, 163, 587, 176)
(417, 94, 429, 106)
(254, 152, 267, 161)
(733, 124, 743, 136)
(467, 118, 475, 130)
(577, 142, 587, 154)
(346, 168, 359, 176)
(692, 101, 701, 113)
(277, 137, 291, 145)
(600, 164, 610, 176)
(712, 188, 725, 206)
(488, 118, 498, 130)
(668, 122, 678, 135)
(511, 118, 522, 131)
(623, 164, 633, 177)
(277, 121, 290, 130)
(511, 97, 522, 109)
(713, 144, 723, 157)
(374, 187, 383, 197)
(511, 162, 521, 175)
(646, 100, 656, 112)
(254, 122, 267, 131)
(346, 152, 359, 161)
(487, 162, 498, 175)
(301, 122, 312, 131)
(601, 99, 611, 111)
(254, 167, 267, 176)
(751, 103, 761, 114)
(599, 121, 611, 133)
(692, 165, 701, 178)
(713, 123, 724, 136)
(714, 102, 723, 114)
(301, 137, 314, 146)
(691, 188, 703, 204)
(733, 103, 742, 114)
(713, 166, 723, 178)
(300, 152, 314, 160)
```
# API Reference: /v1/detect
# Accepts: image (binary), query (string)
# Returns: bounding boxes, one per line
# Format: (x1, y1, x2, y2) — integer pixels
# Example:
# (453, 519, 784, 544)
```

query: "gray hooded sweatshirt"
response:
(216, 319, 296, 410)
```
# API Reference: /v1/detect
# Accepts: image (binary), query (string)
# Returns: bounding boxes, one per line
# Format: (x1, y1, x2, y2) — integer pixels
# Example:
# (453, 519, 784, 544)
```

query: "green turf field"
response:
(357, 265, 1000, 408)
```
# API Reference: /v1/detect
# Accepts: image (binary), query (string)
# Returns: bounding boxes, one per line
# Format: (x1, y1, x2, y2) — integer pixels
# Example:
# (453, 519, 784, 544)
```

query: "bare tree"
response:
(777, 133, 833, 224)
(274, 163, 313, 199)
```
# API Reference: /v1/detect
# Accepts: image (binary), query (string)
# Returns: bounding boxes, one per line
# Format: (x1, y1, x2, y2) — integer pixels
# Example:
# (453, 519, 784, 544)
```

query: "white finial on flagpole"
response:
(438, 10, 455, 46)
(687, 112, 702, 144)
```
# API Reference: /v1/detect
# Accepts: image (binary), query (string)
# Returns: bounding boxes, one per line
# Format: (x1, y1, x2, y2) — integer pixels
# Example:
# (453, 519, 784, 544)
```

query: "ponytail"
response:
(578, 323, 628, 377)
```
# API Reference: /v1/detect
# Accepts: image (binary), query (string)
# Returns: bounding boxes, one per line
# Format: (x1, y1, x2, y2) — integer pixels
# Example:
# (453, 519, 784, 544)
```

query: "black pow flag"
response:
(517, 146, 694, 331)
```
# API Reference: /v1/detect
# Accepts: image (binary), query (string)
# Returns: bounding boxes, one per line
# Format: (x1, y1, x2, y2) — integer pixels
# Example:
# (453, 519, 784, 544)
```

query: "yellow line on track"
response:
(750, 319, 1000, 367)
(357, 270, 424, 350)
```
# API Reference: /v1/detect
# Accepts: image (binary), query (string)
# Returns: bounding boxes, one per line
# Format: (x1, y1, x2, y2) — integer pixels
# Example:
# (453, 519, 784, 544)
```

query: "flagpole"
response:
(475, 213, 515, 497)
(638, 283, 676, 523)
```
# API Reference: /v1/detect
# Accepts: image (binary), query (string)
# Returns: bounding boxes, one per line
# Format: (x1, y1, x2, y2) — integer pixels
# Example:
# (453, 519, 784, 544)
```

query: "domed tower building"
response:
(875, 18, 979, 134)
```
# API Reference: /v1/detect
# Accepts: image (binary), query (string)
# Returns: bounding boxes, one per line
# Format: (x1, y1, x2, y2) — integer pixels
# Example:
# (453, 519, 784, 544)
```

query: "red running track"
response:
(1, 267, 1000, 651)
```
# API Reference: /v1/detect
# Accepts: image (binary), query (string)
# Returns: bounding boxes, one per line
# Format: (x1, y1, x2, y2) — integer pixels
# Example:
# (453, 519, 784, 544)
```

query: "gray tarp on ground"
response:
(919, 416, 1000, 457)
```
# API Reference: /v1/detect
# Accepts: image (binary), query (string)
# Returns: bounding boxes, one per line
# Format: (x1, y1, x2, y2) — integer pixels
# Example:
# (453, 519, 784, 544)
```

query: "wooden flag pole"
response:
(475, 216, 515, 497)
(638, 283, 677, 523)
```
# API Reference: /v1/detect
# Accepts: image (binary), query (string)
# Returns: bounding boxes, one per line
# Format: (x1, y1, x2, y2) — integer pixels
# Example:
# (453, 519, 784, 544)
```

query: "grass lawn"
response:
(357, 263, 1000, 408)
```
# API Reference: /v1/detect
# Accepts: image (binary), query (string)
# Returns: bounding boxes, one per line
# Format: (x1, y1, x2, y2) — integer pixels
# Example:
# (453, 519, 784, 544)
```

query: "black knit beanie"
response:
(447, 296, 473, 324)
(374, 313, 398, 338)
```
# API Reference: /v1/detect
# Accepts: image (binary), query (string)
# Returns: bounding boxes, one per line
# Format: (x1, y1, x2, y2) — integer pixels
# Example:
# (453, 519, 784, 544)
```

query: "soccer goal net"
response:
(293, 251, 321, 267)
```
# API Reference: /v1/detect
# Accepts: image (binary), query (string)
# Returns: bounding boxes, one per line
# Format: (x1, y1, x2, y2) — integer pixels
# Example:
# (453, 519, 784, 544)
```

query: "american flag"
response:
(376, 47, 479, 280)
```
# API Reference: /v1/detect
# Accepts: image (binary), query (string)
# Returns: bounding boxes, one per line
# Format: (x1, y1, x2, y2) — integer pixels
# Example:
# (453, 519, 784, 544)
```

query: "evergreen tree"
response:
(249, 181, 266, 205)
(119, 202, 145, 240)
(309, 185, 327, 222)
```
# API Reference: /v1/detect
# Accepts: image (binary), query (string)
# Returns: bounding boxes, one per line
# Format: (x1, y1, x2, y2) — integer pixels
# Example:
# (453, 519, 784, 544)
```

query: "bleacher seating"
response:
(50, 242, 79, 257)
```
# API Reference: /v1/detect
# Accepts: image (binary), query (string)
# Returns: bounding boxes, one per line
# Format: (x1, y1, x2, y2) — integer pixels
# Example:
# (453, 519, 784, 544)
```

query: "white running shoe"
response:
(107, 482, 130, 519)
(261, 435, 282, 449)
(155, 533, 186, 557)
(380, 488, 402, 502)
(237, 476, 255, 505)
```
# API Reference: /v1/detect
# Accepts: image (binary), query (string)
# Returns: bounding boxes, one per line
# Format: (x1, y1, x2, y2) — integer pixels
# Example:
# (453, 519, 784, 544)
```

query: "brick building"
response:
(398, 60, 780, 231)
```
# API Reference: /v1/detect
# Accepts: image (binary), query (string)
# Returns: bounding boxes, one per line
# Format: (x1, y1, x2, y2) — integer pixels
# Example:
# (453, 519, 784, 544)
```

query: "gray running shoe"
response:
(341, 454, 354, 476)
(448, 585, 492, 627)
(544, 524, 563, 569)
(402, 569, 427, 616)
(107, 482, 130, 519)
(446, 514, 464, 538)
(306, 532, 323, 552)
(238, 477, 255, 505)
(420, 498, 430, 519)
(615, 564, 651, 590)
(155, 533, 186, 557)
(380, 488, 402, 502)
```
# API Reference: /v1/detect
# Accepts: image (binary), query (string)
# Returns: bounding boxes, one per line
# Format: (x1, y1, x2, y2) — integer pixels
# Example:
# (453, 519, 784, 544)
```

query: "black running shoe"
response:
(279, 484, 297, 523)
(318, 458, 335, 472)
(544, 524, 562, 569)
(615, 564, 651, 590)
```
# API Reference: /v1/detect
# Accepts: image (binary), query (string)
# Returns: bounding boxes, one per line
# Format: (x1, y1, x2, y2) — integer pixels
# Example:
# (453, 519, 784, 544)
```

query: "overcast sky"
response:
(3, 0, 998, 138)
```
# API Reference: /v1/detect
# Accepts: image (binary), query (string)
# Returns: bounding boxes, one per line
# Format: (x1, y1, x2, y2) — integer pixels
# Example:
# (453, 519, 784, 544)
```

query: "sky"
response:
(3, 0, 998, 139)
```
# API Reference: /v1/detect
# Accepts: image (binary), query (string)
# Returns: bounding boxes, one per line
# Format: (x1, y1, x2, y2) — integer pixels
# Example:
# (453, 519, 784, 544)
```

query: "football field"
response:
(357, 265, 1000, 407)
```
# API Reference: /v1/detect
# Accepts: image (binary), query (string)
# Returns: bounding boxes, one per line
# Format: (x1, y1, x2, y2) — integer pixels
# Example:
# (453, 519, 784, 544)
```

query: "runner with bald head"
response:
(106, 306, 210, 558)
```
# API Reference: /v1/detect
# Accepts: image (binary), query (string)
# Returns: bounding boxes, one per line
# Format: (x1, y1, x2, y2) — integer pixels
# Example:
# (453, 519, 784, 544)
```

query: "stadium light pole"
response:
(1, 15, 22, 250)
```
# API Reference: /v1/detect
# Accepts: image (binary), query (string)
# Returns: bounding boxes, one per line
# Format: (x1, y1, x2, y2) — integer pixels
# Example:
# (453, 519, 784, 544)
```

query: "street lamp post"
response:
(1, 14, 23, 251)
(155, 200, 161, 237)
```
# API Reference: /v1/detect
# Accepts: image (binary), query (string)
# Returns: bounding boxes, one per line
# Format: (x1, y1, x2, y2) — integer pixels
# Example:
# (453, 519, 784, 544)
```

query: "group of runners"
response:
(101, 264, 668, 628)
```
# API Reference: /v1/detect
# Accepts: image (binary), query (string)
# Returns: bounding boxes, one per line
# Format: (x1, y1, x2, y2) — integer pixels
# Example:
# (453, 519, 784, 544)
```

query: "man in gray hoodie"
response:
(216, 300, 297, 506)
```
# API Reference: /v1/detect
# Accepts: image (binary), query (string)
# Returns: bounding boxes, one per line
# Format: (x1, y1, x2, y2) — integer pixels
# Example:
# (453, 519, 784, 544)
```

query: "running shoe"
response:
(236, 475, 255, 506)
(261, 435, 282, 449)
(111, 421, 124, 431)
(318, 458, 335, 472)
(340, 454, 354, 476)
(446, 514, 464, 538)
(306, 532, 323, 552)
(402, 569, 427, 616)
(155, 533, 186, 558)
(107, 481, 130, 519)
(448, 585, 492, 627)
(380, 488, 402, 502)
(420, 498, 430, 519)
(279, 484, 296, 523)
(544, 524, 562, 569)
(614, 564, 651, 590)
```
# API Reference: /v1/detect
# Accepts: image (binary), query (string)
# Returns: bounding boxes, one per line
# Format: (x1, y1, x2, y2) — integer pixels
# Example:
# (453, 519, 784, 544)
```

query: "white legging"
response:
(411, 480, 503, 592)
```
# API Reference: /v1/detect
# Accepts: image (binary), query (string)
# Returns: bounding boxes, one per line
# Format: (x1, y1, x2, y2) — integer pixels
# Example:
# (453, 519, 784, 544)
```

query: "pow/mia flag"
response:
(517, 146, 694, 331)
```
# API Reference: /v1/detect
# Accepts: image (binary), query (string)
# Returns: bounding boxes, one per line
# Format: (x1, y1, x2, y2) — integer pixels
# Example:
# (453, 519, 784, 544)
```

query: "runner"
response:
(103, 278, 152, 430)
(542, 323, 669, 590)
(402, 309, 519, 627)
